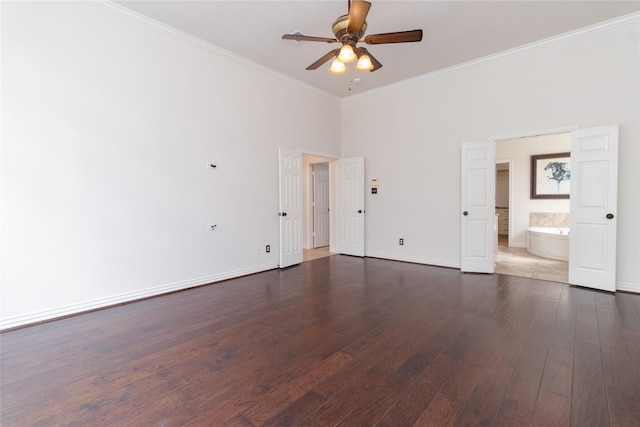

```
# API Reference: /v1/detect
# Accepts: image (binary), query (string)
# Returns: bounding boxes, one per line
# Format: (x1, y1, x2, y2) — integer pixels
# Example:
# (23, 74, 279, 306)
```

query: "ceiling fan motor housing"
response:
(332, 15, 367, 44)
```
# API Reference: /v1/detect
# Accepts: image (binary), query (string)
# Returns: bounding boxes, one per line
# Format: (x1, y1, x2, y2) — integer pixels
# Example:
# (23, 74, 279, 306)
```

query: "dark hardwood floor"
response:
(2, 256, 639, 426)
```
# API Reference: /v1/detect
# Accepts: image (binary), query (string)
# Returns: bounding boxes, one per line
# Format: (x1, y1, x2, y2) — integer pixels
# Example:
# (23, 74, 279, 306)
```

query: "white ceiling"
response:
(115, 1, 640, 98)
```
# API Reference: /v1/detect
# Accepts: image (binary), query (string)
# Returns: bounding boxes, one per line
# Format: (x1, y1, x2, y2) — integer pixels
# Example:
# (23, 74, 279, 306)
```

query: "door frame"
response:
(490, 128, 577, 269)
(307, 161, 330, 249)
(300, 151, 338, 255)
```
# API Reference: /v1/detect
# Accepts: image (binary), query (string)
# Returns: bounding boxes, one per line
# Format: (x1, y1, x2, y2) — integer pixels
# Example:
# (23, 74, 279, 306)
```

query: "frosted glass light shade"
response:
(338, 44, 357, 63)
(356, 54, 373, 71)
(329, 58, 347, 74)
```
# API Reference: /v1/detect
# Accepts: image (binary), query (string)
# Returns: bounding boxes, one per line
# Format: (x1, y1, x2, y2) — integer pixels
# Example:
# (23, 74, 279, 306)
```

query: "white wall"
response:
(495, 170, 509, 208)
(341, 15, 640, 292)
(497, 133, 571, 247)
(2, 4, 638, 328)
(0, 2, 340, 328)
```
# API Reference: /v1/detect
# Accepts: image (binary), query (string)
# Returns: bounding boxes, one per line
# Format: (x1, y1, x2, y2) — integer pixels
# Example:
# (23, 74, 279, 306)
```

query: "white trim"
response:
(490, 126, 578, 142)
(0, 263, 279, 330)
(346, 11, 640, 100)
(98, 1, 338, 101)
(365, 251, 461, 269)
(616, 281, 640, 294)
(299, 149, 338, 160)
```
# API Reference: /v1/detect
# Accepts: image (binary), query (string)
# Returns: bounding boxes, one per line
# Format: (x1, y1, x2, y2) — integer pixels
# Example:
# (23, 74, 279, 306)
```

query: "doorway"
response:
(303, 154, 334, 262)
(493, 133, 570, 283)
(279, 150, 366, 266)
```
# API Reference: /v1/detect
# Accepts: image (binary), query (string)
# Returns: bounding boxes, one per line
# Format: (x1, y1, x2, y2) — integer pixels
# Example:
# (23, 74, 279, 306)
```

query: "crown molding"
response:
(345, 11, 640, 102)
(99, 1, 340, 101)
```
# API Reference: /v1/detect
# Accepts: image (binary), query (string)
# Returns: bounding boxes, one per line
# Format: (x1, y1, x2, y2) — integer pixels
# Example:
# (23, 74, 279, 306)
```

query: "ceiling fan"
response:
(282, 0, 423, 74)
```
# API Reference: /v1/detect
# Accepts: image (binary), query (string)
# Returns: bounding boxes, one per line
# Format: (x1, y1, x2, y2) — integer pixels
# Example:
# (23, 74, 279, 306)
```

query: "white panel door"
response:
(313, 163, 330, 248)
(279, 148, 303, 268)
(569, 125, 618, 292)
(461, 141, 496, 273)
(336, 157, 365, 257)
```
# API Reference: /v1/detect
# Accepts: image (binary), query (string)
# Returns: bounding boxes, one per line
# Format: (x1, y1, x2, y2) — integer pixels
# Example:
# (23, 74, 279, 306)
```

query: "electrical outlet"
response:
(266, 245, 271, 253)
(399, 238, 404, 245)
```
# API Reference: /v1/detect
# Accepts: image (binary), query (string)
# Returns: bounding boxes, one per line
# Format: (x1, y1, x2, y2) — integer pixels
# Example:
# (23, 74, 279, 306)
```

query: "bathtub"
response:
(527, 227, 569, 261)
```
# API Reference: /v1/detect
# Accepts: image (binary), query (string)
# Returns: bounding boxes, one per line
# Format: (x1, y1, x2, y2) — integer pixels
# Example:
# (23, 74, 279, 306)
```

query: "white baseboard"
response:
(4, 259, 635, 330)
(0, 263, 279, 330)
(365, 251, 461, 269)
(616, 281, 640, 294)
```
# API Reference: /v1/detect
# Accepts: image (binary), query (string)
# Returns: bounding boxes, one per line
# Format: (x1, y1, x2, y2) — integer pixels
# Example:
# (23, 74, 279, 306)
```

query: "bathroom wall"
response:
(496, 133, 571, 247)
(496, 168, 509, 207)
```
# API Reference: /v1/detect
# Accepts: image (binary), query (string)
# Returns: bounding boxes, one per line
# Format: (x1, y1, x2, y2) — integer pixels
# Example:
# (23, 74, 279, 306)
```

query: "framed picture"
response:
(531, 152, 571, 199)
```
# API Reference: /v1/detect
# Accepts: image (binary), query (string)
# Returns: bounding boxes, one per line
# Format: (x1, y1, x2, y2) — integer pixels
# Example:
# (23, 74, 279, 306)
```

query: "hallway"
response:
(303, 246, 334, 262)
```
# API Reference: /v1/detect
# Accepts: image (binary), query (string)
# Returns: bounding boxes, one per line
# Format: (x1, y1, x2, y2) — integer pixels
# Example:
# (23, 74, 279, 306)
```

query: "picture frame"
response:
(531, 152, 571, 199)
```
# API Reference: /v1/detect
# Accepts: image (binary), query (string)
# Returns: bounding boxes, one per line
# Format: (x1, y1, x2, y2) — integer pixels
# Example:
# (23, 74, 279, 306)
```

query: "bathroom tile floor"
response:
(495, 235, 569, 283)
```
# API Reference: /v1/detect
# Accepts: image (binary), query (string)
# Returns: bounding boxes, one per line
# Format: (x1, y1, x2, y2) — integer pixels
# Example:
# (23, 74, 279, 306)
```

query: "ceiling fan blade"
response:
(306, 49, 340, 70)
(364, 29, 423, 44)
(282, 34, 339, 43)
(347, 0, 371, 34)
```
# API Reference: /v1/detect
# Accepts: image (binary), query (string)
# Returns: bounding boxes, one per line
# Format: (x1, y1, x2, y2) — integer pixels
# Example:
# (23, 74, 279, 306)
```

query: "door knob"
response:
(358, 210, 362, 214)
(463, 211, 468, 216)
(606, 213, 614, 219)
(279, 212, 287, 217)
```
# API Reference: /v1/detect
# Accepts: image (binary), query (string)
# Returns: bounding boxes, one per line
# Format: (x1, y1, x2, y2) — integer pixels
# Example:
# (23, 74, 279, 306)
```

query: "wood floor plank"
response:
(541, 346, 574, 398)
(615, 293, 640, 332)
(332, 368, 413, 426)
(451, 365, 514, 426)
(377, 353, 458, 426)
(241, 350, 353, 425)
(571, 340, 609, 427)
(307, 358, 398, 426)
(576, 289, 601, 346)
(492, 359, 544, 426)
(262, 390, 326, 427)
(607, 386, 640, 427)
(1, 256, 639, 427)
(413, 392, 463, 427)
(531, 389, 571, 427)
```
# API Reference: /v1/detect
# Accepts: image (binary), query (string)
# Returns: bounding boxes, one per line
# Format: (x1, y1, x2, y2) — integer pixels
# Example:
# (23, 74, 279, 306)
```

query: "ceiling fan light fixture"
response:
(329, 58, 347, 74)
(355, 54, 374, 71)
(338, 44, 357, 63)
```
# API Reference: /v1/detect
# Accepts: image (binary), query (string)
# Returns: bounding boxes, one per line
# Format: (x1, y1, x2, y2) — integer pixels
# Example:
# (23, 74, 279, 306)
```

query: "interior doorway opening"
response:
(493, 133, 570, 283)
(302, 154, 335, 262)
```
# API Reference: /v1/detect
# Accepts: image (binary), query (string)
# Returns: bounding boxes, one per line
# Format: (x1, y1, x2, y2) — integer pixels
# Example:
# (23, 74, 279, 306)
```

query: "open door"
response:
(569, 124, 618, 292)
(461, 141, 496, 273)
(336, 157, 365, 257)
(279, 148, 303, 268)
